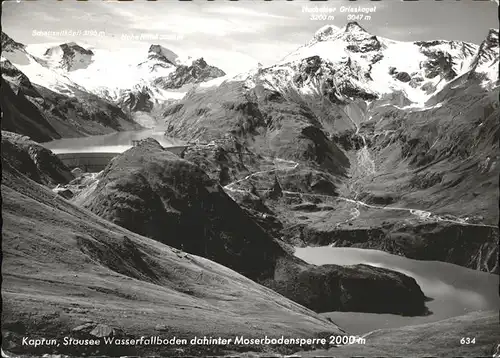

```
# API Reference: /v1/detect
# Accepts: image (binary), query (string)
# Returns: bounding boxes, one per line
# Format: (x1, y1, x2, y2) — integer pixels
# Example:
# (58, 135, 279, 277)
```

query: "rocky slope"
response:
(1, 149, 349, 357)
(1, 31, 25, 52)
(1, 58, 141, 141)
(295, 220, 498, 273)
(153, 57, 226, 89)
(44, 42, 95, 71)
(77, 138, 428, 316)
(359, 82, 499, 221)
(294, 72, 498, 273)
(1, 130, 74, 187)
(2, 33, 226, 122)
(162, 23, 499, 273)
(113, 52, 225, 121)
(164, 80, 350, 178)
(468, 28, 499, 85)
(1, 74, 60, 142)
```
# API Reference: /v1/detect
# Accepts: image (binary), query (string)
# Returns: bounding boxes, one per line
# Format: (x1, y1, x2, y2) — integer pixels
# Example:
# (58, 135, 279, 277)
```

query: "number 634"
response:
(460, 337, 476, 344)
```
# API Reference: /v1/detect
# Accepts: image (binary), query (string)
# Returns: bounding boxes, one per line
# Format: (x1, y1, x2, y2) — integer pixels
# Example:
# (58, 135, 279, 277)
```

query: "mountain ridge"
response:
(161, 22, 499, 272)
(1, 32, 226, 118)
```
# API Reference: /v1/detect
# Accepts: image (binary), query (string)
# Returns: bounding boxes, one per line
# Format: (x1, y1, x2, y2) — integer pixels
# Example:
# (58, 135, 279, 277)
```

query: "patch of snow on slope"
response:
(280, 39, 349, 65)
(24, 43, 186, 100)
(2, 47, 81, 96)
(370, 40, 426, 101)
(154, 88, 187, 100)
(67, 47, 163, 89)
(198, 75, 229, 88)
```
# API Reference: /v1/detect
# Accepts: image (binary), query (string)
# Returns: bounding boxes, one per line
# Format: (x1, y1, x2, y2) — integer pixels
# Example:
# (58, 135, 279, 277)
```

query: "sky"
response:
(2, 0, 498, 75)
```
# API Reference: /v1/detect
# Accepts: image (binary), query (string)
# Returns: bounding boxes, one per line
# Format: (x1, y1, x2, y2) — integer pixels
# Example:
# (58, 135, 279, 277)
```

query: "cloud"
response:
(204, 6, 292, 19)
(70, 12, 113, 23)
(384, 27, 428, 38)
(104, 5, 267, 37)
(137, 15, 264, 36)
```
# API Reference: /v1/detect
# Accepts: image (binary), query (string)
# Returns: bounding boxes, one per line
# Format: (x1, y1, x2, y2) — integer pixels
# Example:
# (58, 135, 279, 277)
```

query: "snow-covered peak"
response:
(474, 28, 499, 66)
(467, 28, 499, 85)
(1, 32, 229, 119)
(1, 36, 84, 95)
(190, 57, 209, 69)
(0, 58, 37, 96)
(257, 22, 491, 108)
(283, 21, 382, 66)
(412, 39, 479, 80)
(44, 42, 94, 57)
(344, 21, 370, 35)
(152, 57, 226, 90)
(311, 25, 342, 43)
(44, 42, 94, 71)
(148, 44, 179, 65)
(1, 32, 25, 52)
(308, 22, 375, 48)
(486, 28, 499, 45)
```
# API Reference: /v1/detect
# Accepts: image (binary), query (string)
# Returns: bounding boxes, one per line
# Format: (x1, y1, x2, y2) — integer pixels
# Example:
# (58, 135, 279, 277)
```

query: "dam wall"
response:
(57, 146, 188, 172)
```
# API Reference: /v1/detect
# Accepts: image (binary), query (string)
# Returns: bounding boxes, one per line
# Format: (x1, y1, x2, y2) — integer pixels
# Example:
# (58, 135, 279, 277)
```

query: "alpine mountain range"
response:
(1, 22, 499, 357)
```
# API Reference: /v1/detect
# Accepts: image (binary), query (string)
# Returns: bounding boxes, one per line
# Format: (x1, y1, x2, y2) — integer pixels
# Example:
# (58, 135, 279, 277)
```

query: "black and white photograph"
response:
(1, 0, 499, 356)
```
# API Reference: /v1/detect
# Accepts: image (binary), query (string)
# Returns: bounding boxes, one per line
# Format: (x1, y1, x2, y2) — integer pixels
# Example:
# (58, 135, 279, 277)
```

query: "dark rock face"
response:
(301, 226, 386, 247)
(420, 50, 457, 81)
(33, 84, 140, 137)
(164, 80, 350, 178)
(1, 61, 140, 140)
(279, 169, 340, 197)
(0, 59, 39, 97)
(409, 76, 424, 88)
(226, 190, 284, 239)
(295, 222, 499, 274)
(81, 138, 282, 281)
(268, 260, 427, 315)
(163, 103, 184, 117)
(395, 71, 411, 83)
(0, 76, 60, 142)
(147, 44, 178, 66)
(358, 192, 399, 205)
(415, 40, 477, 82)
(80, 139, 428, 315)
(153, 58, 226, 89)
(367, 84, 499, 224)
(387, 223, 499, 273)
(469, 29, 499, 72)
(268, 176, 284, 200)
(44, 42, 94, 71)
(181, 138, 263, 186)
(118, 86, 154, 113)
(1, 31, 25, 52)
(54, 188, 74, 199)
(1, 131, 73, 187)
(346, 35, 382, 53)
(301, 56, 322, 79)
(341, 22, 382, 53)
(421, 82, 436, 94)
(331, 130, 364, 151)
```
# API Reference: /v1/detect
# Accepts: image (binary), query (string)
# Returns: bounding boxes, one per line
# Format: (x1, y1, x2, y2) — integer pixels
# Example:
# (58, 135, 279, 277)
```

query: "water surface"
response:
(43, 128, 184, 154)
(295, 247, 499, 334)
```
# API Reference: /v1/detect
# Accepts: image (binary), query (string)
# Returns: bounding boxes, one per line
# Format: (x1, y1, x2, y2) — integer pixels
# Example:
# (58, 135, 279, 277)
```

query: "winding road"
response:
(222, 100, 496, 229)
(223, 157, 496, 229)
